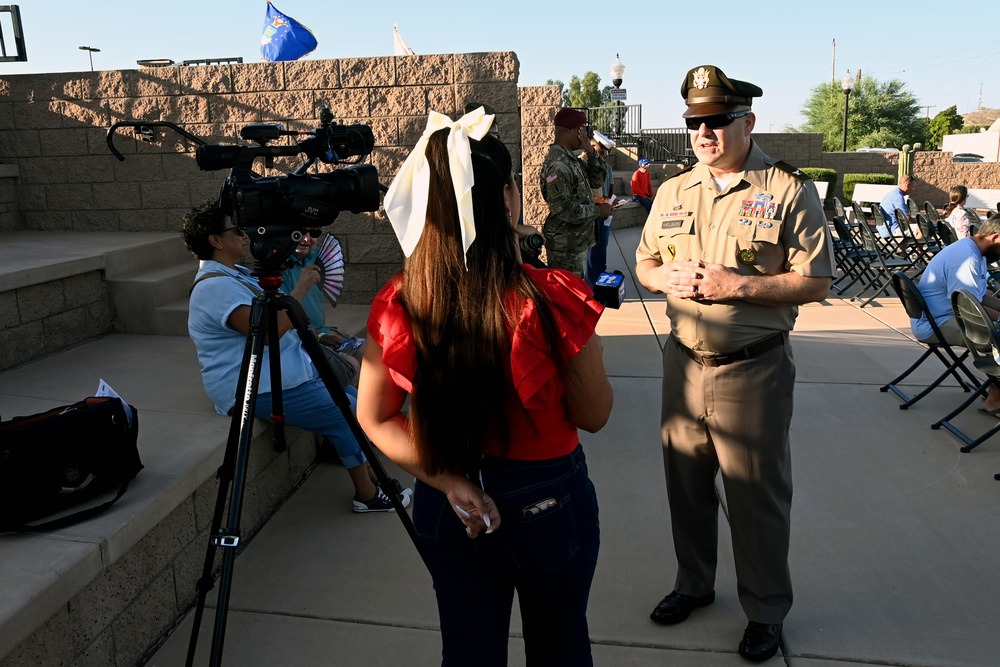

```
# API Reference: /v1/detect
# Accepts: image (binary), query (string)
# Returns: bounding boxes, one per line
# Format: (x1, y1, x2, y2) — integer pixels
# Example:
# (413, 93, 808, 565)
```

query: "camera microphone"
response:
(593, 270, 625, 309)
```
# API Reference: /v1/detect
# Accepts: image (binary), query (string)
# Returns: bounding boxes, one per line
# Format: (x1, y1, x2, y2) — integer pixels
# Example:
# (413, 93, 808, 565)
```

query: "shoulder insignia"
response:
(662, 163, 695, 183)
(772, 160, 809, 182)
(546, 173, 559, 184)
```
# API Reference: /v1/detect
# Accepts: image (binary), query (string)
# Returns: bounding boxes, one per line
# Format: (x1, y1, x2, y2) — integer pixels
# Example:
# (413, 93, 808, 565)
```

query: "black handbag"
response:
(0, 396, 143, 532)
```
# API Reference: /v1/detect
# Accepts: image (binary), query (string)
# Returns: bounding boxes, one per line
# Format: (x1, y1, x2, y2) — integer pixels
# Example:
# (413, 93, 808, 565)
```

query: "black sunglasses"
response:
(685, 109, 752, 131)
(303, 229, 322, 238)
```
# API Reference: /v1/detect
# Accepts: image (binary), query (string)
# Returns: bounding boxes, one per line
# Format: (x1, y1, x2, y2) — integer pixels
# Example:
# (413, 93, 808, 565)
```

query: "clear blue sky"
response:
(3, 0, 997, 132)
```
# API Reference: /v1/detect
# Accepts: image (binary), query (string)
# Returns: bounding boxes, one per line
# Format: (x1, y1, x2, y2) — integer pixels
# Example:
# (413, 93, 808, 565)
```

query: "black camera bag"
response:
(0, 397, 142, 532)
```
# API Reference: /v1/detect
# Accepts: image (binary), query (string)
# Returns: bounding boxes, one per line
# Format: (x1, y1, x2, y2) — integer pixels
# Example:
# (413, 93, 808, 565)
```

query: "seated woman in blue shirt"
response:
(181, 199, 410, 513)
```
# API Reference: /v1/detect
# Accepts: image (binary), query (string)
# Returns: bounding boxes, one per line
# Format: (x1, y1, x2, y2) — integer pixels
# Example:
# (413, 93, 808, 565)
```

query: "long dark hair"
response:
(401, 130, 561, 476)
(943, 184, 968, 219)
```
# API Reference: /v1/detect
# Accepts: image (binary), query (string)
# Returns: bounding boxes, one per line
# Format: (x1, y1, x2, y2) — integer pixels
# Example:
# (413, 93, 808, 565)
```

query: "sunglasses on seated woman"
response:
(685, 109, 752, 131)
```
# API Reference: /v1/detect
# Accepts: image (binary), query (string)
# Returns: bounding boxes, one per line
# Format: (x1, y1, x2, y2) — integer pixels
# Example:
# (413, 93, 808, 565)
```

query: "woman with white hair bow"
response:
(357, 108, 613, 666)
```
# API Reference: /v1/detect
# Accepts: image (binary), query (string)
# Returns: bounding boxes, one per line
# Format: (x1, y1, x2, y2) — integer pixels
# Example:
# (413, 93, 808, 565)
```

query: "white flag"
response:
(393, 22, 415, 56)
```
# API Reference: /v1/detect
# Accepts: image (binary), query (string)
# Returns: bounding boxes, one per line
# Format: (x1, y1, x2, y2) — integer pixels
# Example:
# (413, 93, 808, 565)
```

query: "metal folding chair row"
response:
(850, 216, 914, 307)
(880, 272, 978, 408)
(931, 289, 1000, 452)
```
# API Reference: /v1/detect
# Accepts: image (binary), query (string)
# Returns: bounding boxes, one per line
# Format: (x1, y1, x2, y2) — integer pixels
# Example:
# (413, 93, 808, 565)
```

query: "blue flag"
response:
(260, 1, 318, 62)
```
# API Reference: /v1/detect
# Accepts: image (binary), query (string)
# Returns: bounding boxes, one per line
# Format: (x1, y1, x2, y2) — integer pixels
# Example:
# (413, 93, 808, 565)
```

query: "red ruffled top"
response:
(367, 264, 604, 460)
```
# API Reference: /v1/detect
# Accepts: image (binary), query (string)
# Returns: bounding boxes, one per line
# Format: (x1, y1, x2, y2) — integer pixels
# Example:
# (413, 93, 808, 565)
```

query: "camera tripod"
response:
(184, 263, 422, 667)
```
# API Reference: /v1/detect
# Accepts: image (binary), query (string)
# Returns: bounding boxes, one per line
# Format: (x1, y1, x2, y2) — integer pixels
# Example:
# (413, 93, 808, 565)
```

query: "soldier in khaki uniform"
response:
(540, 108, 612, 277)
(635, 65, 835, 662)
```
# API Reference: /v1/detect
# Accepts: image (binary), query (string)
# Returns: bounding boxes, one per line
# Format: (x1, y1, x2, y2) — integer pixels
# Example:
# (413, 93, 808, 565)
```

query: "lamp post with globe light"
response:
(841, 71, 854, 152)
(610, 54, 626, 136)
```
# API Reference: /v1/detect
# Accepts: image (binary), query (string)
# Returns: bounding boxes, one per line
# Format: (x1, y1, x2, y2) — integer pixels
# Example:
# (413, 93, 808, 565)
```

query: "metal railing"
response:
(637, 128, 692, 164)
(586, 104, 641, 140)
(585, 104, 692, 164)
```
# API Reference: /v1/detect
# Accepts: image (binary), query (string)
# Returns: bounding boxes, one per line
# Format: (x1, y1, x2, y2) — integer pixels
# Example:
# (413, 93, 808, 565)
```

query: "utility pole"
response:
(831, 39, 836, 89)
(921, 105, 936, 118)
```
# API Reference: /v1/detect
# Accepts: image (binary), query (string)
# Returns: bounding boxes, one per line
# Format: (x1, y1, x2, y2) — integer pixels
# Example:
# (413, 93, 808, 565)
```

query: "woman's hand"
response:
(446, 478, 501, 538)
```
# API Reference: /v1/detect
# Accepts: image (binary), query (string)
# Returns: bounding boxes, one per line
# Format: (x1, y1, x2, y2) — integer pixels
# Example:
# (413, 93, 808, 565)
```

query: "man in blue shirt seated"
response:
(182, 199, 410, 512)
(879, 175, 915, 235)
(912, 213, 1000, 415)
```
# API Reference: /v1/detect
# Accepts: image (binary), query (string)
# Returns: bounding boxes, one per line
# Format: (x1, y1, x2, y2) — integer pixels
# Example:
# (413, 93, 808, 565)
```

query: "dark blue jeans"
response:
(413, 445, 600, 667)
(586, 217, 612, 288)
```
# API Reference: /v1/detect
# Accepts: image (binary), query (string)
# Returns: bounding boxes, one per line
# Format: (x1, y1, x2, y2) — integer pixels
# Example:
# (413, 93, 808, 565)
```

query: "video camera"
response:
(107, 108, 383, 271)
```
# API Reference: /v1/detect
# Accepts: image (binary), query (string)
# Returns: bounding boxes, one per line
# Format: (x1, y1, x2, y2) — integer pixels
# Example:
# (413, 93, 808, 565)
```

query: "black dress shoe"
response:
(738, 621, 782, 662)
(649, 590, 715, 625)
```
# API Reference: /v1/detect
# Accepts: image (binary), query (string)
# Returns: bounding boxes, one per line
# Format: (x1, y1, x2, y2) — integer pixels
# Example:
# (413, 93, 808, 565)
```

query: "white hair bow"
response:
(383, 108, 496, 268)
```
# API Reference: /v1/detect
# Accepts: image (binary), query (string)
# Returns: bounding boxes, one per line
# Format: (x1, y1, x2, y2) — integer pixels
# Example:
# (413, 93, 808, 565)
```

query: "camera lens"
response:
(519, 233, 544, 252)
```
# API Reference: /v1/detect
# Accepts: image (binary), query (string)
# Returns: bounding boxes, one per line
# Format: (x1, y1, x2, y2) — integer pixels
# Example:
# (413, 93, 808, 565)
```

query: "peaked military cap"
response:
(680, 65, 763, 118)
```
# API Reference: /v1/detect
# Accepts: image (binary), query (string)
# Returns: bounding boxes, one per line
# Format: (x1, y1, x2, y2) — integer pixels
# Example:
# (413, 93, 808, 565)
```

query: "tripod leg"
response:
(266, 302, 287, 453)
(185, 292, 272, 667)
(275, 294, 425, 551)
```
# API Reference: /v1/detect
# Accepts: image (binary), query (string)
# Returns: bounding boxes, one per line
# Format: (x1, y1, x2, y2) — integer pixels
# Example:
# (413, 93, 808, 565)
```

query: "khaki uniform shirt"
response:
(635, 142, 836, 354)
(539, 144, 607, 255)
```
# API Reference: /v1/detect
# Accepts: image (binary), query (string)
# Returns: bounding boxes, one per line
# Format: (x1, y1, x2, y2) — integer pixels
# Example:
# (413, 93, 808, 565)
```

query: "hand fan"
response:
(314, 234, 345, 307)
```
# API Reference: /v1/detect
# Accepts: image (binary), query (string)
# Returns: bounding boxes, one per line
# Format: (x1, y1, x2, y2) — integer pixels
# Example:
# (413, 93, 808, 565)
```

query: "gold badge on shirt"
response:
(737, 248, 757, 264)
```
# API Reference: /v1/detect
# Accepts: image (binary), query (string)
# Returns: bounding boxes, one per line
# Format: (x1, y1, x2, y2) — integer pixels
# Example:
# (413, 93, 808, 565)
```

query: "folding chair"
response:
(893, 208, 924, 265)
(830, 215, 875, 295)
(880, 272, 979, 408)
(931, 289, 1000, 452)
(965, 207, 983, 235)
(923, 201, 942, 224)
(914, 213, 943, 259)
(833, 196, 849, 222)
(936, 220, 958, 246)
(870, 205, 907, 256)
(851, 219, 913, 307)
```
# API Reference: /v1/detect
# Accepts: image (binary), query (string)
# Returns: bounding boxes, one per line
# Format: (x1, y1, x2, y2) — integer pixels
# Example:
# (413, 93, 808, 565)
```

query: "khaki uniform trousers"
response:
(661, 334, 795, 624)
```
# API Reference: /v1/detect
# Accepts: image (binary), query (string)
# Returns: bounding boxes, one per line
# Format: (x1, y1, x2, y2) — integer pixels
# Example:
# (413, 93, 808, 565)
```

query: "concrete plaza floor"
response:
(147, 225, 1000, 666)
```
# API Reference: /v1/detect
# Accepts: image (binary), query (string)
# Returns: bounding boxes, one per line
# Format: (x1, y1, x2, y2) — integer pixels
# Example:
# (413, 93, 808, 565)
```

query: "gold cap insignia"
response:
(693, 67, 711, 90)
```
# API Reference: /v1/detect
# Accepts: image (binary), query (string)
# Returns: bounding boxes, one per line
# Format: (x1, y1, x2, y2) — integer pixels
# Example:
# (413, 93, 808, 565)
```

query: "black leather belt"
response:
(674, 332, 785, 367)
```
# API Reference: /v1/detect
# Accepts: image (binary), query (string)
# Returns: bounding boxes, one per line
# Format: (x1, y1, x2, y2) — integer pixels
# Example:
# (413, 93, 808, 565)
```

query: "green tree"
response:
(566, 71, 604, 108)
(926, 106, 964, 149)
(793, 76, 923, 151)
(547, 72, 620, 134)
(547, 71, 606, 108)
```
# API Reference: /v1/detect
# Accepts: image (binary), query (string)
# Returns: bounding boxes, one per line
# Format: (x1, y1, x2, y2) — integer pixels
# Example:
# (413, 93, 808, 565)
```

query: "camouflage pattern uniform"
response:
(539, 144, 608, 276)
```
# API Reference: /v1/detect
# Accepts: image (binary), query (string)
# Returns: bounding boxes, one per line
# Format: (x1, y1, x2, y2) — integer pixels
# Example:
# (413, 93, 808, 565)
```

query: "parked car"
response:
(855, 147, 900, 154)
(953, 153, 984, 163)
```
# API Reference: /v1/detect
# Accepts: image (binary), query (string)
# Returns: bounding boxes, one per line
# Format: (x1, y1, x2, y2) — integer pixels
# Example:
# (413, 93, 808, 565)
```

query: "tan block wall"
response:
(0, 426, 314, 667)
(910, 153, 1000, 209)
(519, 85, 562, 233)
(0, 175, 20, 231)
(0, 270, 112, 371)
(0, 53, 521, 303)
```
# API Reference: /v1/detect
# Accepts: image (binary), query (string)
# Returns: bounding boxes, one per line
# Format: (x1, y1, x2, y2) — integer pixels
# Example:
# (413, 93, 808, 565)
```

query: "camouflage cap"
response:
(680, 65, 763, 118)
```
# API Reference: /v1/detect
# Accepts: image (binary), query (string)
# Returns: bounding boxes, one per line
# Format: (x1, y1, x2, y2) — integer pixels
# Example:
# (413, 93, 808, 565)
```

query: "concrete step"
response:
(101, 236, 192, 280)
(154, 297, 193, 337)
(611, 200, 648, 230)
(108, 261, 199, 334)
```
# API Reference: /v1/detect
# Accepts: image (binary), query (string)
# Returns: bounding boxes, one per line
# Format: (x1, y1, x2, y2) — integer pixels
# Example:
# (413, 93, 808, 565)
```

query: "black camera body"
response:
(106, 108, 383, 272)
(197, 109, 381, 268)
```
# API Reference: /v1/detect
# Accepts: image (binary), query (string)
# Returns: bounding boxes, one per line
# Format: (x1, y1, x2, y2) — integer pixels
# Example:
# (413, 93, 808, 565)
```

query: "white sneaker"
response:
(352, 483, 412, 513)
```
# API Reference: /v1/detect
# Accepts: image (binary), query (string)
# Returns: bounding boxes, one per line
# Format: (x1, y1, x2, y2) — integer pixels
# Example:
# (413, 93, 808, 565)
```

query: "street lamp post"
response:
(841, 71, 854, 152)
(79, 45, 100, 71)
(610, 54, 626, 136)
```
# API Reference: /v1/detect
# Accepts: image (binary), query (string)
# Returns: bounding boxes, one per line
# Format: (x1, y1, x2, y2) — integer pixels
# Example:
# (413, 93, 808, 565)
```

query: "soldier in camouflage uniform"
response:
(539, 108, 612, 277)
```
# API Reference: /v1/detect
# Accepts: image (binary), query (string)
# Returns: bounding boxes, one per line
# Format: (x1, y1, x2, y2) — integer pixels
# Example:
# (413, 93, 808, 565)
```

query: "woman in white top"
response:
(943, 184, 974, 239)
